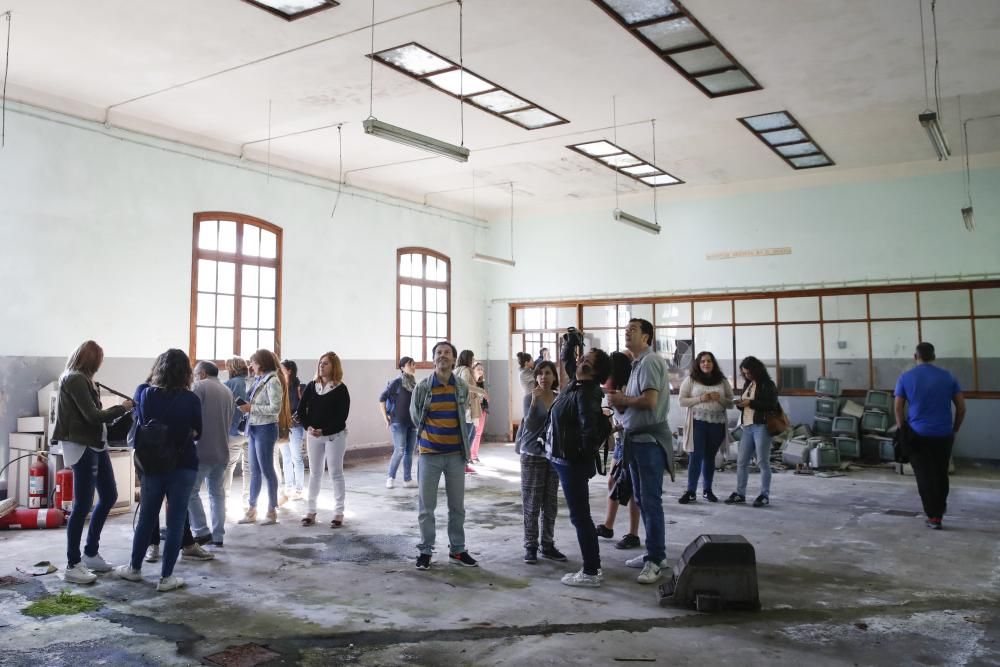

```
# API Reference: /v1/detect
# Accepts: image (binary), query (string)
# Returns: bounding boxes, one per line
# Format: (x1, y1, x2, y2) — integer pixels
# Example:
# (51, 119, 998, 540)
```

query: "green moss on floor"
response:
(23, 589, 103, 618)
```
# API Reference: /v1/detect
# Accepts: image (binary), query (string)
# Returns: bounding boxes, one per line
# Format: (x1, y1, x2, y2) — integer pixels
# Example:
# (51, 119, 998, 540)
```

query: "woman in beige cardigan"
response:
(677, 351, 733, 504)
(455, 350, 486, 472)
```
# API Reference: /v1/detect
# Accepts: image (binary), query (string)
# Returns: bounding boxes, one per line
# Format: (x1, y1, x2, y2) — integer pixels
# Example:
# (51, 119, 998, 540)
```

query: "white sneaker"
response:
(156, 576, 185, 592)
(81, 553, 112, 573)
(561, 569, 602, 588)
(64, 562, 97, 584)
(625, 554, 645, 568)
(403, 479, 418, 488)
(386, 477, 395, 489)
(636, 559, 668, 584)
(114, 564, 143, 582)
(182, 544, 215, 561)
(145, 545, 160, 563)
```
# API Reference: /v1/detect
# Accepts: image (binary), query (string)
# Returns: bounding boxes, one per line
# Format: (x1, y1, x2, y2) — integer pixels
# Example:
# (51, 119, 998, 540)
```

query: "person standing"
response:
(894, 342, 965, 529)
(298, 352, 351, 527)
(52, 340, 133, 584)
(534, 347, 550, 368)
(380, 356, 417, 489)
(677, 352, 733, 504)
(517, 352, 536, 418)
(455, 350, 486, 473)
(223, 357, 251, 502)
(470, 362, 489, 464)
(607, 318, 673, 586)
(188, 361, 235, 548)
(280, 359, 306, 500)
(727, 356, 779, 508)
(411, 341, 477, 570)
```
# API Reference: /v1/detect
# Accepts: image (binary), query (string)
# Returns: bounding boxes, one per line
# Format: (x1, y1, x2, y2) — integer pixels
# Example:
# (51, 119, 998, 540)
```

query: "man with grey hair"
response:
(188, 360, 236, 550)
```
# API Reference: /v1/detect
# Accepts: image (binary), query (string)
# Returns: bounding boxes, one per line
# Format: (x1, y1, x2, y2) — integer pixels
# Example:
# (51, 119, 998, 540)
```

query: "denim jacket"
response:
(409, 372, 472, 461)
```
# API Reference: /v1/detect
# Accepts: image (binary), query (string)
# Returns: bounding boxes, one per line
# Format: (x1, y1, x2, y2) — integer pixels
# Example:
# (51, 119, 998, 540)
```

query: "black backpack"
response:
(129, 387, 180, 475)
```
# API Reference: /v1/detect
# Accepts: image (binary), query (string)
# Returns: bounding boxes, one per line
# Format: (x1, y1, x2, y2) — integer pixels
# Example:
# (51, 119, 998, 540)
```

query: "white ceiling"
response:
(5, 0, 1000, 218)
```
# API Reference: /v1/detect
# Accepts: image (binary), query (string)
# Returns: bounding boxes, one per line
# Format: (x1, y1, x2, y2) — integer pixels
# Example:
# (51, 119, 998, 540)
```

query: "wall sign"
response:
(706, 247, 792, 261)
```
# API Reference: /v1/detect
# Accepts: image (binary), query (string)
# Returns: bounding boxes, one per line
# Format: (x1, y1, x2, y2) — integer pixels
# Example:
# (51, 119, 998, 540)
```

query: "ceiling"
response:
(5, 0, 1000, 219)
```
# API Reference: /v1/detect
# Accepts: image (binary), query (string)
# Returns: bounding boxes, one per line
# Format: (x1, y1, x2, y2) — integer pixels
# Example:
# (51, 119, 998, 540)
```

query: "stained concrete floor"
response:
(1, 442, 998, 666)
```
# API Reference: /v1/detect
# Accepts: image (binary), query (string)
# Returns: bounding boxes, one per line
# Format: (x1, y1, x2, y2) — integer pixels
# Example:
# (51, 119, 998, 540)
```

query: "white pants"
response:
(306, 430, 347, 515)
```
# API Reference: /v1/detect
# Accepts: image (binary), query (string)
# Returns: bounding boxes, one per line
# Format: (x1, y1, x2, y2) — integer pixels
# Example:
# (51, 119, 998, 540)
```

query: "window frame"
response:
(190, 212, 283, 365)
(396, 247, 452, 370)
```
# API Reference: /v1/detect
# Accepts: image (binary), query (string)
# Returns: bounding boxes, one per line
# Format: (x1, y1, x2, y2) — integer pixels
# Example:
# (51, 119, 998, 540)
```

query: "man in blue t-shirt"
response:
(894, 342, 966, 530)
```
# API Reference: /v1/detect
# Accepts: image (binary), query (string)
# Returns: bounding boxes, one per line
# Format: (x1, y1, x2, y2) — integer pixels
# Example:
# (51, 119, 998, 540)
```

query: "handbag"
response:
(893, 421, 912, 463)
(130, 387, 180, 475)
(764, 405, 790, 436)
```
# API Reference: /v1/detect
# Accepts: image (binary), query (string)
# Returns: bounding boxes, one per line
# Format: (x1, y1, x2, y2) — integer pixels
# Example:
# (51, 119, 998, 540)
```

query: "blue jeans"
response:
(66, 448, 117, 567)
(279, 426, 305, 492)
(629, 441, 667, 564)
(387, 423, 417, 481)
(552, 459, 600, 575)
(736, 423, 772, 499)
(417, 452, 466, 555)
(130, 467, 197, 578)
(188, 463, 227, 543)
(687, 420, 725, 494)
(248, 422, 279, 511)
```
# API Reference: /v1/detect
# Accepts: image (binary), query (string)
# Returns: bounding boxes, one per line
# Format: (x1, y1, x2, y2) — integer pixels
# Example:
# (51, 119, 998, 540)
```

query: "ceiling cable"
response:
(458, 0, 465, 147)
(368, 0, 376, 120)
(612, 95, 619, 210)
(919, 0, 929, 110)
(931, 0, 942, 119)
(509, 181, 515, 260)
(1, 11, 11, 148)
(331, 123, 344, 217)
(651, 119, 658, 224)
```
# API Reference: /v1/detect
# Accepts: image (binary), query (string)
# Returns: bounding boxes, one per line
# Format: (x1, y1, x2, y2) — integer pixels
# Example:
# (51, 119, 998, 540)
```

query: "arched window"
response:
(397, 248, 451, 367)
(191, 212, 282, 363)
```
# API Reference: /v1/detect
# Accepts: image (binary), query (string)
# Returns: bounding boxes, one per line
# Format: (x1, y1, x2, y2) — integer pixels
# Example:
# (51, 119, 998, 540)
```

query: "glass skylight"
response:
(696, 69, 755, 94)
(467, 90, 529, 113)
(602, 0, 680, 25)
(425, 70, 495, 96)
(739, 110, 834, 170)
(621, 164, 660, 176)
(505, 108, 562, 129)
(641, 174, 680, 185)
(671, 46, 732, 74)
(600, 153, 643, 168)
(574, 141, 622, 157)
(242, 0, 337, 20)
(568, 139, 683, 187)
(743, 112, 793, 132)
(776, 142, 819, 157)
(761, 128, 807, 145)
(376, 44, 451, 76)
(790, 155, 832, 168)
(637, 18, 705, 51)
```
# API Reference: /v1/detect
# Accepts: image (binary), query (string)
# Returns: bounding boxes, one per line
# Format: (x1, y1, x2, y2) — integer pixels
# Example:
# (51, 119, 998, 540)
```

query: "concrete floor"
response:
(1, 442, 998, 666)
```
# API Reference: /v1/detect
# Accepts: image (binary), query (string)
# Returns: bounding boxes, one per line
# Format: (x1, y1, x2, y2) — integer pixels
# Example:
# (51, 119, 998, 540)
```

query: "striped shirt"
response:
(418, 374, 463, 455)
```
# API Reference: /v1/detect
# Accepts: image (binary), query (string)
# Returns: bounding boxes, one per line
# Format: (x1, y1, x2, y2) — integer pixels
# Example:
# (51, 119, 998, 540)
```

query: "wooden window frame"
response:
(397, 247, 452, 370)
(190, 212, 283, 365)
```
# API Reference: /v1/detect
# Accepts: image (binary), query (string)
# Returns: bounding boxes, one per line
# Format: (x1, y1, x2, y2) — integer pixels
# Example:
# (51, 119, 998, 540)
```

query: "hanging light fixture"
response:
(473, 181, 516, 267)
(611, 114, 661, 235)
(960, 112, 1000, 232)
(917, 0, 950, 160)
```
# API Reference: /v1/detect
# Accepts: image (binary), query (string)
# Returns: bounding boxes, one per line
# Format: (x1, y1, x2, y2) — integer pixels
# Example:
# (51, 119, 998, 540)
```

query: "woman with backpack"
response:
(727, 356, 779, 508)
(380, 356, 416, 489)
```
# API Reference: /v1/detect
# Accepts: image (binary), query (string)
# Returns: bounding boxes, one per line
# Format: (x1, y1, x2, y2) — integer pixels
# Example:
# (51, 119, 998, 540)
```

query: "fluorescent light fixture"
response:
(613, 208, 660, 234)
(919, 111, 951, 161)
(473, 253, 516, 267)
(568, 139, 683, 187)
(363, 118, 469, 162)
(739, 111, 834, 170)
(961, 206, 975, 231)
(240, 0, 338, 21)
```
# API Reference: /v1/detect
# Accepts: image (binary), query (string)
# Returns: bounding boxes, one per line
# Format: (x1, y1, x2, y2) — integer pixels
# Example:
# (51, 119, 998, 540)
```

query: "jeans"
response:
(130, 467, 198, 578)
(188, 463, 227, 543)
(66, 448, 117, 567)
(279, 426, 306, 493)
(736, 423, 772, 499)
(552, 459, 600, 575)
(223, 436, 247, 497)
(687, 420, 725, 494)
(629, 441, 667, 564)
(387, 423, 417, 481)
(306, 430, 348, 515)
(909, 433, 954, 519)
(471, 412, 487, 460)
(248, 422, 279, 511)
(417, 452, 466, 556)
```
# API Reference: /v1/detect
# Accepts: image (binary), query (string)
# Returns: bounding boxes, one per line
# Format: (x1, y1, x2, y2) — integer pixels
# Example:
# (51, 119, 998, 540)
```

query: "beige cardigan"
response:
(678, 376, 734, 453)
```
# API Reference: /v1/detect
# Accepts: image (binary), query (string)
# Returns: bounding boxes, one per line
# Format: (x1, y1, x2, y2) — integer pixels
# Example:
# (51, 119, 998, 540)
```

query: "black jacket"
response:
(741, 380, 779, 425)
(545, 379, 610, 463)
(51, 372, 128, 447)
(295, 382, 350, 436)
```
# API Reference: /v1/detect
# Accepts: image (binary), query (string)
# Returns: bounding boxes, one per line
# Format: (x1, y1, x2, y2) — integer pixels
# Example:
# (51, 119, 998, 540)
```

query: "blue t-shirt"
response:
(894, 364, 961, 437)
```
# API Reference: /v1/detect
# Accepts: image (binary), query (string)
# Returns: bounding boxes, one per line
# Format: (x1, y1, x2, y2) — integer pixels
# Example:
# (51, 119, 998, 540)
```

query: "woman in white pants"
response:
(295, 352, 351, 528)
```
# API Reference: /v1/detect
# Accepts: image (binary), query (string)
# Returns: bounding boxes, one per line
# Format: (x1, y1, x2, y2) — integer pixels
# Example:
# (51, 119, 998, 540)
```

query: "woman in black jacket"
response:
(727, 356, 779, 507)
(546, 349, 612, 588)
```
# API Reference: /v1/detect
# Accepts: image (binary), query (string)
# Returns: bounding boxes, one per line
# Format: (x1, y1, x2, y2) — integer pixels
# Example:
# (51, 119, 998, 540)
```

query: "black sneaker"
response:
(211, 541, 224, 548)
(523, 549, 538, 564)
(678, 491, 696, 504)
(449, 551, 478, 567)
(703, 491, 719, 503)
(752, 495, 769, 508)
(540, 544, 568, 562)
(194, 534, 212, 546)
(724, 493, 745, 505)
(615, 533, 640, 550)
(415, 554, 431, 570)
(595, 524, 614, 539)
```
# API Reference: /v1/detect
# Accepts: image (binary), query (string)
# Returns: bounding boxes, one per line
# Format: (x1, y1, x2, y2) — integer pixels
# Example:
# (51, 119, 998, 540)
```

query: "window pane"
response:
(657, 327, 693, 392)
(735, 325, 777, 384)
(399, 254, 411, 279)
(585, 329, 618, 355)
(259, 298, 275, 329)
(921, 319, 974, 389)
(430, 288, 446, 314)
(583, 305, 617, 328)
(242, 297, 258, 328)
(550, 307, 575, 329)
(973, 288, 1000, 315)
(618, 304, 653, 326)
(242, 225, 260, 257)
(217, 262, 236, 294)
(438, 314, 447, 339)
(657, 302, 692, 326)
(216, 328, 234, 361)
(778, 297, 819, 322)
(975, 319, 1000, 391)
(695, 300, 731, 324)
(258, 330, 275, 352)
(823, 322, 869, 390)
(197, 260, 216, 293)
(196, 327, 215, 361)
(514, 308, 525, 330)
(822, 294, 867, 320)
(217, 295, 234, 328)
(426, 288, 438, 314)
(198, 220, 218, 251)
(260, 230, 277, 259)
(777, 324, 821, 390)
(413, 312, 424, 337)
(400, 285, 412, 310)
(408, 337, 424, 362)
(735, 299, 774, 323)
(695, 326, 735, 386)
(871, 321, 918, 389)
(259, 267, 276, 298)
(919, 290, 969, 317)
(426, 311, 437, 338)
(197, 293, 216, 326)
(401, 310, 413, 336)
(411, 286, 423, 311)
(218, 220, 237, 253)
(242, 265, 259, 297)
(411, 254, 425, 280)
(522, 307, 543, 330)
(241, 329, 257, 355)
(870, 292, 916, 319)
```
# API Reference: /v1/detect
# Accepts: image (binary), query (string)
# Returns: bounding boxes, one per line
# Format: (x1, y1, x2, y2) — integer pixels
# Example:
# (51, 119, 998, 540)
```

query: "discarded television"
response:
(658, 534, 760, 612)
(815, 376, 841, 397)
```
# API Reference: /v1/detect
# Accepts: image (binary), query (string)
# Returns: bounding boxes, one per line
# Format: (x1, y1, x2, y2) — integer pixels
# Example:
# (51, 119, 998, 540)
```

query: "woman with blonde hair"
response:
(52, 340, 133, 584)
(296, 352, 351, 528)
(236, 349, 290, 525)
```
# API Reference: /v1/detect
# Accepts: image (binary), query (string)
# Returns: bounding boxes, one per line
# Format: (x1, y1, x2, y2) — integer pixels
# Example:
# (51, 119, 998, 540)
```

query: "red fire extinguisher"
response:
(55, 468, 74, 512)
(0, 508, 65, 530)
(29, 456, 48, 509)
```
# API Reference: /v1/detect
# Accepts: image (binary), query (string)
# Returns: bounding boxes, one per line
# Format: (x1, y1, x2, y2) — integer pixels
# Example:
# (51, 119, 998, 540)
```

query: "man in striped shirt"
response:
(410, 341, 478, 570)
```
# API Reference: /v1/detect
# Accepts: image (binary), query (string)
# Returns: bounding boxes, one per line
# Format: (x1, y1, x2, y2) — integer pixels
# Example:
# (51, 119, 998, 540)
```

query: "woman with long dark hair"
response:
(280, 359, 306, 500)
(677, 351, 733, 504)
(726, 356, 779, 507)
(53, 340, 133, 584)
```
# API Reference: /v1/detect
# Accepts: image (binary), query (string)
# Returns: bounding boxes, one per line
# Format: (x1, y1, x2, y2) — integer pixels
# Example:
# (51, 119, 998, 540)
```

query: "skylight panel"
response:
(695, 69, 755, 95)
(743, 112, 792, 132)
(761, 128, 806, 145)
(240, 0, 338, 21)
(567, 139, 684, 187)
(789, 155, 832, 168)
(601, 0, 680, 25)
(671, 46, 731, 75)
(637, 19, 706, 51)
(776, 142, 818, 157)
(739, 111, 834, 170)
(370, 42, 568, 131)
